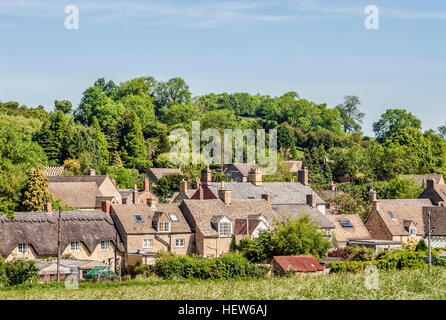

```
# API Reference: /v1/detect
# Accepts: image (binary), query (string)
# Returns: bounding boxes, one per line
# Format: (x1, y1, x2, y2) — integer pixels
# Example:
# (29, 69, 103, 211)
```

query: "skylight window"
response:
(134, 214, 144, 223)
(388, 211, 396, 219)
(169, 213, 179, 222)
(340, 221, 353, 228)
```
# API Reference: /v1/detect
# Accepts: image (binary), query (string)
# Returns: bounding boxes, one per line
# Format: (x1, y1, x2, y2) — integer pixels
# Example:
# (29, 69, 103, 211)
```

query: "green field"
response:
(1, 267, 445, 300)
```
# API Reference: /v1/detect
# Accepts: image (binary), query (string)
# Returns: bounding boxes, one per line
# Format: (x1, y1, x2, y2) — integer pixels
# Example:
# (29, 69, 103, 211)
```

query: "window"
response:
(205, 254, 214, 259)
(219, 222, 232, 237)
(134, 214, 144, 223)
(17, 243, 28, 254)
(169, 213, 179, 222)
(143, 238, 153, 249)
(70, 241, 80, 252)
(175, 237, 185, 248)
(158, 221, 170, 232)
(325, 229, 331, 236)
(340, 221, 353, 228)
(388, 211, 396, 219)
(410, 227, 417, 236)
(101, 240, 110, 251)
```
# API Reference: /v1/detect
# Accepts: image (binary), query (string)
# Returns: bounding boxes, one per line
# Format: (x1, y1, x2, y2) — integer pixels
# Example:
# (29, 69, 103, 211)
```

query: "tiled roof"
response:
(181, 199, 277, 237)
(0, 211, 123, 256)
(234, 219, 262, 235)
(48, 175, 108, 187)
(326, 214, 370, 242)
(148, 168, 183, 181)
(110, 203, 191, 235)
(224, 163, 255, 177)
(49, 182, 102, 208)
(43, 166, 66, 177)
(272, 204, 335, 229)
(207, 182, 325, 205)
(271, 255, 323, 272)
(422, 207, 446, 236)
(401, 174, 444, 186)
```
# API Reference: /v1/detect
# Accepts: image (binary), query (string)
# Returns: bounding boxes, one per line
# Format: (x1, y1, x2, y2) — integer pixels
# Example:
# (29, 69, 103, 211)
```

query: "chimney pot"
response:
(180, 179, 188, 193)
(368, 189, 377, 202)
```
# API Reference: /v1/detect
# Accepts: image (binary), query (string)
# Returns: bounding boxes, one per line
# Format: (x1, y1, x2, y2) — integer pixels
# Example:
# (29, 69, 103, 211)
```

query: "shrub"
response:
(434, 258, 446, 267)
(328, 246, 375, 262)
(402, 238, 418, 251)
(415, 239, 428, 251)
(328, 260, 374, 273)
(1, 258, 39, 286)
(131, 264, 153, 278)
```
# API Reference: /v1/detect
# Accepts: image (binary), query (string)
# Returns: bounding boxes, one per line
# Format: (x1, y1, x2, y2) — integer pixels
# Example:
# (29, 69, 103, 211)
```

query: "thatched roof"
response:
(0, 211, 124, 257)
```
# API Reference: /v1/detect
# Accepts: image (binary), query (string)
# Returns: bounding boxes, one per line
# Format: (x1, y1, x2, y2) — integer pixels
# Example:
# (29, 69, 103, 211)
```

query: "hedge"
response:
(153, 253, 268, 280)
(0, 257, 39, 286)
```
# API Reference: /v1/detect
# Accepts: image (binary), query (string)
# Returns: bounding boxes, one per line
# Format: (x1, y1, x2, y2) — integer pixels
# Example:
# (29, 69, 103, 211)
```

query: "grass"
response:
(1, 267, 445, 300)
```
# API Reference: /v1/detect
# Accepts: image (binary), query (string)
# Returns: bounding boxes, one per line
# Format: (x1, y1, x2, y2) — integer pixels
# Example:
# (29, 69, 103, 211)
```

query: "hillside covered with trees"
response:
(1, 76, 446, 218)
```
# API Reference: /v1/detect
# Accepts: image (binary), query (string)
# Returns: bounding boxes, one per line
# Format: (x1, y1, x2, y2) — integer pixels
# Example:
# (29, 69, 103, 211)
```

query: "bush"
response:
(415, 239, 428, 251)
(153, 253, 266, 280)
(328, 246, 375, 262)
(402, 238, 419, 251)
(328, 260, 374, 273)
(0, 258, 39, 286)
(131, 264, 154, 278)
(434, 258, 446, 267)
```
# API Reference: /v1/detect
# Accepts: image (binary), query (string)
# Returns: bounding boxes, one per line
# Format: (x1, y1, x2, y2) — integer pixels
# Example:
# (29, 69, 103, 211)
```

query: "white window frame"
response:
(175, 237, 185, 248)
(101, 240, 110, 251)
(218, 219, 232, 237)
(70, 241, 81, 252)
(143, 238, 153, 249)
(158, 221, 171, 233)
(17, 243, 28, 254)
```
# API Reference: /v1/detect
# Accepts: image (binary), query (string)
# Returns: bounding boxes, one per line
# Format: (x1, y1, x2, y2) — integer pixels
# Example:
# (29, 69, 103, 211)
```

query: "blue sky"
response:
(0, 0, 445, 136)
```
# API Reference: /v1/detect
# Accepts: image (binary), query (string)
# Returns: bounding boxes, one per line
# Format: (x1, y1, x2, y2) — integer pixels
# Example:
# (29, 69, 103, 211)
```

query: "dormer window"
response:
(219, 221, 232, 237)
(158, 221, 170, 232)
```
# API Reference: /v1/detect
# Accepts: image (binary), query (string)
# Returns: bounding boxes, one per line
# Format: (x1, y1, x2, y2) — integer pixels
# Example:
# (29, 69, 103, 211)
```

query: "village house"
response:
(401, 174, 445, 187)
(169, 179, 198, 204)
(147, 168, 183, 183)
(422, 206, 446, 248)
(48, 170, 122, 209)
(365, 189, 433, 242)
(35, 259, 108, 283)
(109, 203, 193, 268)
(179, 186, 277, 258)
(325, 213, 370, 248)
(119, 178, 158, 206)
(418, 178, 446, 206)
(0, 206, 124, 274)
(223, 163, 255, 182)
(270, 256, 324, 275)
(281, 160, 303, 176)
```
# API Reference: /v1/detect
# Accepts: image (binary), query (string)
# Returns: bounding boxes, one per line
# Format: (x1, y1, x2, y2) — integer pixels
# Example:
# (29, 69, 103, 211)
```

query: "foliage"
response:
(21, 167, 50, 212)
(415, 239, 428, 252)
(328, 246, 375, 262)
(152, 173, 185, 197)
(335, 96, 365, 133)
(373, 109, 422, 143)
(0, 258, 39, 287)
(324, 193, 371, 219)
(237, 215, 332, 263)
(106, 166, 141, 189)
(402, 238, 419, 252)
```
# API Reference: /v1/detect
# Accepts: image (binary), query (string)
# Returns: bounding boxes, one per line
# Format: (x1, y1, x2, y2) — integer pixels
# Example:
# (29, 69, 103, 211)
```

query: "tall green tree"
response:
(54, 100, 72, 114)
(373, 109, 422, 143)
(21, 167, 50, 212)
(92, 116, 110, 166)
(335, 96, 365, 133)
(35, 111, 68, 164)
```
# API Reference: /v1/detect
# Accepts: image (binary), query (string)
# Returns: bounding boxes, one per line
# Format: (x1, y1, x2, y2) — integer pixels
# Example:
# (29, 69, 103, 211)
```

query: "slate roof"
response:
(148, 168, 183, 181)
(0, 211, 123, 256)
(49, 182, 102, 209)
(272, 204, 335, 229)
(326, 214, 370, 242)
(207, 182, 325, 205)
(180, 199, 277, 237)
(271, 255, 323, 272)
(110, 203, 191, 235)
(375, 199, 433, 236)
(420, 184, 446, 204)
(224, 163, 255, 177)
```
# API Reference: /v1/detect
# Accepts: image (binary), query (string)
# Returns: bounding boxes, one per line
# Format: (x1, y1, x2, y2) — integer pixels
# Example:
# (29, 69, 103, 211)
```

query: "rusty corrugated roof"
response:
(271, 255, 323, 272)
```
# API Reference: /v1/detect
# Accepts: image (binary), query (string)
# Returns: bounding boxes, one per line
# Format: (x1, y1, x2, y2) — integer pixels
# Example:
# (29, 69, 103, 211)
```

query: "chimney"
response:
(306, 191, 316, 208)
(44, 202, 52, 213)
(88, 169, 96, 176)
(368, 189, 377, 202)
(249, 167, 262, 186)
(180, 179, 188, 193)
(297, 167, 308, 186)
(373, 200, 380, 211)
(101, 200, 110, 214)
(144, 178, 150, 192)
(218, 185, 232, 205)
(330, 181, 336, 191)
(262, 193, 271, 205)
(201, 165, 212, 185)
(132, 184, 139, 204)
(197, 185, 204, 200)
(427, 178, 435, 190)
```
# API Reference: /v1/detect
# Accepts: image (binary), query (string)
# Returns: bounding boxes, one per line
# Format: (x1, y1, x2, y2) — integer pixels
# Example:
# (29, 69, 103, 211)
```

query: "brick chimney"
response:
(249, 167, 262, 186)
(144, 178, 150, 192)
(306, 191, 316, 208)
(201, 165, 212, 185)
(262, 193, 271, 205)
(132, 184, 139, 204)
(197, 185, 204, 200)
(44, 202, 52, 213)
(297, 167, 308, 186)
(218, 181, 231, 205)
(330, 181, 336, 191)
(101, 200, 110, 214)
(180, 179, 188, 193)
(368, 189, 377, 202)
(88, 169, 96, 176)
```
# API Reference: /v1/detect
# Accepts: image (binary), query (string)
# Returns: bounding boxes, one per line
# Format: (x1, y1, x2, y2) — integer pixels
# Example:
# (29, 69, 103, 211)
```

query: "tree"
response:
(373, 109, 422, 143)
(92, 116, 110, 166)
(35, 111, 68, 164)
(106, 166, 140, 189)
(237, 214, 332, 262)
(324, 193, 371, 220)
(21, 167, 50, 212)
(54, 100, 72, 114)
(154, 77, 191, 115)
(152, 173, 185, 198)
(335, 96, 364, 133)
(438, 123, 446, 140)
